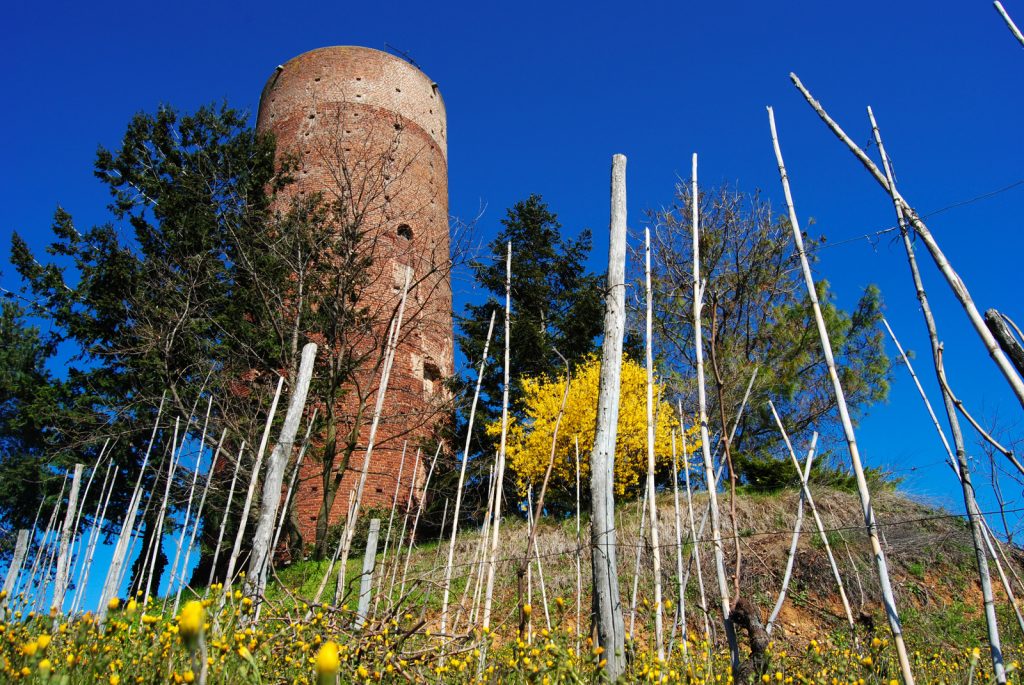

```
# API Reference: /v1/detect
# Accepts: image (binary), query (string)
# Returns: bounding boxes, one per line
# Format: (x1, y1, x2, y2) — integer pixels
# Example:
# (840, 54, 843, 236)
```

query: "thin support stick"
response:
(995, 1, 1024, 46)
(644, 226, 665, 659)
(670, 431, 689, 654)
(870, 105, 1005, 681)
(691, 153, 740, 674)
(766, 433, 817, 634)
(791, 74, 1024, 412)
(440, 310, 496, 636)
(768, 107, 913, 683)
(334, 268, 412, 604)
(174, 431, 225, 615)
(483, 241, 513, 633)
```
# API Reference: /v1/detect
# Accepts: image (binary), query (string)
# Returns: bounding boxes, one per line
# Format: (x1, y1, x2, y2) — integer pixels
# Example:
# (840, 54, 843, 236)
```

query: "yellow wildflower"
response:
(177, 601, 205, 649)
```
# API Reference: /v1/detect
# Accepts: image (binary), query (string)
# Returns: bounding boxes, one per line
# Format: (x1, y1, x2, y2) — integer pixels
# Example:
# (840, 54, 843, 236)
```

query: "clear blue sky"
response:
(3, 0, 1024, 561)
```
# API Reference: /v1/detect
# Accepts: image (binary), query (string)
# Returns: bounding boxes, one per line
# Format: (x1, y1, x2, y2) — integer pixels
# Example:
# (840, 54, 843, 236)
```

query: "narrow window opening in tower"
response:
(423, 361, 442, 383)
(397, 224, 413, 240)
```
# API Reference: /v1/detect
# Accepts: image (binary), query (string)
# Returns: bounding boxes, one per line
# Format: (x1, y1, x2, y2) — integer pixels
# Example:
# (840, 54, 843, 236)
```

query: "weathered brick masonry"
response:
(256, 46, 452, 546)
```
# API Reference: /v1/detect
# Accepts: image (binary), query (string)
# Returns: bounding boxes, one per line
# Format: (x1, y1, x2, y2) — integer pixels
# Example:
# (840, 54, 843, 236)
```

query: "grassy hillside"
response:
(3, 486, 1021, 683)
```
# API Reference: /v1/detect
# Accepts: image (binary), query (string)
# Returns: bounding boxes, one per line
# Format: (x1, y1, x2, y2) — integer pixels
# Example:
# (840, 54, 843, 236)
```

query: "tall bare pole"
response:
(767, 106, 914, 684)
(691, 153, 740, 675)
(174, 432, 225, 614)
(165, 398, 214, 612)
(206, 441, 245, 592)
(483, 241, 513, 632)
(995, 1, 1024, 46)
(70, 460, 115, 615)
(590, 154, 629, 680)
(223, 376, 285, 595)
(440, 310, 496, 636)
(670, 431, 688, 652)
(99, 394, 165, 620)
(790, 75, 1024, 412)
(766, 433, 817, 634)
(574, 436, 583, 657)
(643, 227, 666, 659)
(248, 342, 318, 600)
(400, 445, 441, 600)
(870, 107, 1006, 682)
(51, 464, 84, 614)
(387, 449, 420, 606)
(334, 267, 412, 603)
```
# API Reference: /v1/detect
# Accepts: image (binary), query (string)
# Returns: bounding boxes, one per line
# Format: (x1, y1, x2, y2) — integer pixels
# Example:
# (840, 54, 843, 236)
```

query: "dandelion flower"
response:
(177, 600, 205, 649)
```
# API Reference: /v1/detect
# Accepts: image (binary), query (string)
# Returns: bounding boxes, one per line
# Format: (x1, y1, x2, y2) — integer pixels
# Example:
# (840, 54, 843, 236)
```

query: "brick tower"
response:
(256, 46, 452, 549)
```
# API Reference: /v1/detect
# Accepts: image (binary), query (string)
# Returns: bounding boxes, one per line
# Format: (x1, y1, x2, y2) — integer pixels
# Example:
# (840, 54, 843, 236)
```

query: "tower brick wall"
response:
(256, 46, 452, 549)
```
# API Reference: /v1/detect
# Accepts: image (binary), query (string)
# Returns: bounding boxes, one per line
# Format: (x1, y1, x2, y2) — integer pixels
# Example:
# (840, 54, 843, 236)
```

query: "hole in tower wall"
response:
(423, 361, 442, 383)
(397, 224, 413, 240)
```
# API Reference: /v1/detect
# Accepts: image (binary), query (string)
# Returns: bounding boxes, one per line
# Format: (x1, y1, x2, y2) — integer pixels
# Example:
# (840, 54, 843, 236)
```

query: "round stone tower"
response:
(257, 47, 452, 548)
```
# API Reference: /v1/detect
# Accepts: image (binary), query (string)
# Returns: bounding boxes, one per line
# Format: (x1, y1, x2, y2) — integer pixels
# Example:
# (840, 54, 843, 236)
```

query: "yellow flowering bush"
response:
(494, 354, 699, 497)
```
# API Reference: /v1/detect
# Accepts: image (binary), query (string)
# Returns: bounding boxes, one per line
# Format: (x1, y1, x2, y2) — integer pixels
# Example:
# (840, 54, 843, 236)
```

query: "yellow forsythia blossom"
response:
(492, 354, 698, 497)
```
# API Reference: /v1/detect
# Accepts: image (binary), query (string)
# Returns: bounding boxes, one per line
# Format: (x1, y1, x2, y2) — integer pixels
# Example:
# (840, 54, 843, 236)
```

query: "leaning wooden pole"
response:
(871, 108, 1006, 681)
(174, 433, 225, 614)
(400, 445, 441, 600)
(51, 463, 84, 614)
(482, 241, 513, 632)
(223, 376, 285, 596)
(207, 442, 245, 592)
(99, 394, 165, 620)
(3, 530, 30, 604)
(885, 317, 1024, 635)
(670, 431, 689, 652)
(248, 342, 318, 601)
(691, 153, 740, 675)
(995, 1, 1024, 47)
(767, 107, 914, 684)
(70, 460, 115, 615)
(766, 433, 817, 634)
(334, 267, 412, 604)
(270, 412, 316, 563)
(769, 405, 856, 634)
(790, 74, 1024, 412)
(440, 310, 496, 636)
(589, 153, 629, 680)
(644, 226, 666, 659)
